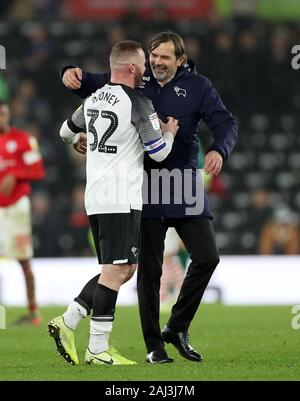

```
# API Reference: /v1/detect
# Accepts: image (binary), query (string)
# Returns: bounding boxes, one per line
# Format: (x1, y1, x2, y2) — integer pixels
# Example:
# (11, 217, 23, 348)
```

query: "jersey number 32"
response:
(87, 109, 118, 154)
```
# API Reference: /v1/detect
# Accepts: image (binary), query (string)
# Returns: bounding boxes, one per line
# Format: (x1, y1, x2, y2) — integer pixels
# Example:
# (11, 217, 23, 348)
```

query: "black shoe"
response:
(162, 326, 202, 362)
(146, 349, 174, 364)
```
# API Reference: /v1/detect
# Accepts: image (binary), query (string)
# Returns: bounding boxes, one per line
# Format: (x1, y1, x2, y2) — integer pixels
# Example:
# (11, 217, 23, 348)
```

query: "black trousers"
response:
(137, 216, 220, 353)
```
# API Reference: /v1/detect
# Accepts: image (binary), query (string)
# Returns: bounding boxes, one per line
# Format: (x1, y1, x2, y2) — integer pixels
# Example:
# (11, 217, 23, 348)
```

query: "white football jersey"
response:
(67, 83, 168, 215)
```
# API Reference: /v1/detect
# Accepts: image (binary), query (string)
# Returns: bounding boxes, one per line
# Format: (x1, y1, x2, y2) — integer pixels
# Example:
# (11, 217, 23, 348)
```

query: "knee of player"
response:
(118, 264, 136, 283)
(127, 264, 137, 279)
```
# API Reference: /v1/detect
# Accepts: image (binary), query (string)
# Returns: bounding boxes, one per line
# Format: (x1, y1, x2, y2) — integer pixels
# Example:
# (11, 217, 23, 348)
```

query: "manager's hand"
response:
(159, 117, 179, 137)
(62, 67, 82, 90)
(204, 151, 223, 176)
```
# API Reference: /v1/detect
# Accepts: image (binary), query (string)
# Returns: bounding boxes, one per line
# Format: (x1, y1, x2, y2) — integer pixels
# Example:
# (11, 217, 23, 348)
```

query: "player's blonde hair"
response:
(110, 40, 143, 69)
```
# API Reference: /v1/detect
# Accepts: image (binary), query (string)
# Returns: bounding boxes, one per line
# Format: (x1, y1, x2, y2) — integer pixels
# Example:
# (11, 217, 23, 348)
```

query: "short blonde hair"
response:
(110, 40, 142, 67)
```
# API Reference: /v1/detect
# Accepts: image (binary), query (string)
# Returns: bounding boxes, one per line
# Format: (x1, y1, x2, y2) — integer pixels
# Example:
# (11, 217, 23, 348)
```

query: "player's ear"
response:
(129, 64, 135, 74)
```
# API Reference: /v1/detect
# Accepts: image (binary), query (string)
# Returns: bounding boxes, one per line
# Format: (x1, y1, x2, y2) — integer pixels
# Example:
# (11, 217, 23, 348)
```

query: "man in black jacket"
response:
(61, 31, 238, 363)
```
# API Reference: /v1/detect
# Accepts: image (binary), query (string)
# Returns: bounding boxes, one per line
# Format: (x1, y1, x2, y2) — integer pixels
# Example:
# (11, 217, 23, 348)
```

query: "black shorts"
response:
(89, 210, 141, 265)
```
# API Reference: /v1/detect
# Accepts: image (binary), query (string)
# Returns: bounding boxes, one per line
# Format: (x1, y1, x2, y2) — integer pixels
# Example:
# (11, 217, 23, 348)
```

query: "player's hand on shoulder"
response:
(73, 133, 87, 154)
(159, 116, 179, 137)
(63, 67, 82, 89)
(204, 150, 223, 176)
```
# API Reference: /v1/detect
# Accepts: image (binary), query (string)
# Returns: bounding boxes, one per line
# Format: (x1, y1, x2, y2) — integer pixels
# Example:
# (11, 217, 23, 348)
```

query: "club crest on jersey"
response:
(6, 140, 17, 153)
(139, 76, 150, 88)
(174, 86, 186, 97)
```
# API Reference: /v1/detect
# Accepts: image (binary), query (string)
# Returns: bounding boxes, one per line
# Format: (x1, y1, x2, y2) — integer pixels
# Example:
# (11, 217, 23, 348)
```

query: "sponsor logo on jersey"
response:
(139, 76, 150, 88)
(149, 113, 160, 131)
(149, 140, 162, 150)
(0, 158, 16, 170)
(6, 140, 17, 153)
(145, 137, 165, 153)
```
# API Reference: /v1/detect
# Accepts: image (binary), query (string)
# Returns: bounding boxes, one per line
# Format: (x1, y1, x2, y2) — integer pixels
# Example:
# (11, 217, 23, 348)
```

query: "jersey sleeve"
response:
(67, 102, 87, 133)
(12, 134, 45, 181)
(197, 76, 238, 161)
(22, 136, 43, 164)
(76, 71, 110, 99)
(131, 94, 166, 156)
(61, 65, 110, 99)
(60, 101, 87, 144)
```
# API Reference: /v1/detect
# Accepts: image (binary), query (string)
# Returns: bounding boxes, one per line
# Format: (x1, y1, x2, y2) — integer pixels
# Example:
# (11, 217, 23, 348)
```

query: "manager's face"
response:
(150, 41, 184, 85)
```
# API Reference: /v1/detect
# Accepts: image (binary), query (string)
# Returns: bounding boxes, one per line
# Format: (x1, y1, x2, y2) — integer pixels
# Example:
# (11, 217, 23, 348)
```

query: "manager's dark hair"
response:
(149, 31, 186, 60)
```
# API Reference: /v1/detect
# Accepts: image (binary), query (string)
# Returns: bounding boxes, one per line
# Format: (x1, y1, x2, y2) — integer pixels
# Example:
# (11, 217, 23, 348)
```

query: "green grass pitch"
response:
(0, 305, 299, 381)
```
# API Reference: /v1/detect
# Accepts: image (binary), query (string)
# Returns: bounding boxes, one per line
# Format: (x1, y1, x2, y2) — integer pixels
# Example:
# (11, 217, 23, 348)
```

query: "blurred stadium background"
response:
(0, 0, 300, 307)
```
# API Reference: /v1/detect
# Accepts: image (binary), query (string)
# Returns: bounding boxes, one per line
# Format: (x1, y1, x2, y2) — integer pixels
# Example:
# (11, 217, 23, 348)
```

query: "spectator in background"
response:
(25, 122, 75, 198)
(184, 37, 207, 74)
(209, 31, 239, 111)
(23, 24, 61, 105)
(0, 77, 9, 102)
(66, 183, 91, 256)
(0, 101, 45, 325)
(148, 2, 176, 33)
(231, 0, 257, 30)
(10, 79, 51, 128)
(259, 206, 300, 255)
(237, 29, 267, 113)
(8, 0, 62, 20)
(35, 0, 62, 19)
(93, 27, 126, 72)
(31, 191, 65, 257)
(119, 1, 143, 40)
(1, 0, 12, 17)
(246, 188, 273, 254)
(8, 0, 36, 20)
(266, 27, 294, 113)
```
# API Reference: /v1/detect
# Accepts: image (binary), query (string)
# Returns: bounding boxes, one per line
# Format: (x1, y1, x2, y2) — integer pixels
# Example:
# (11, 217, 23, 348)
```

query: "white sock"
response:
(63, 301, 88, 330)
(88, 318, 113, 355)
